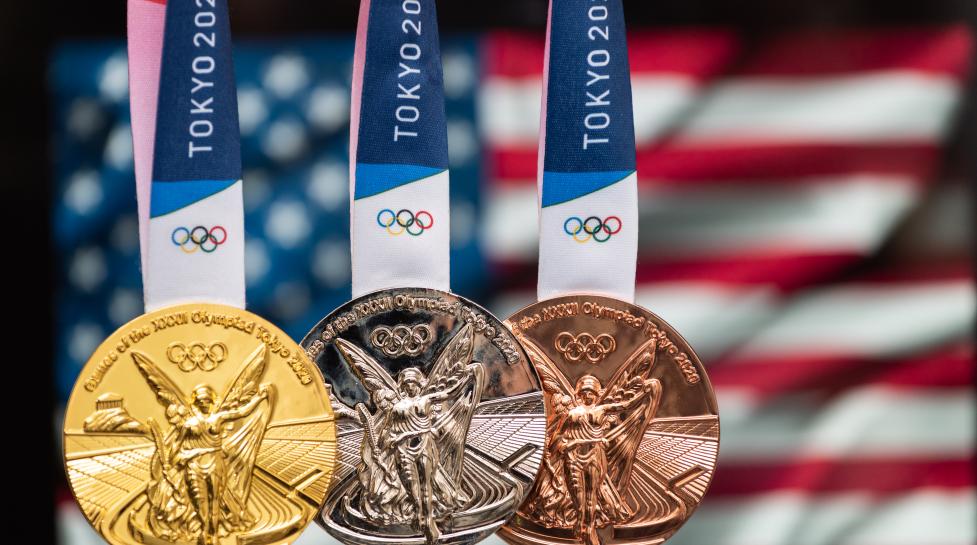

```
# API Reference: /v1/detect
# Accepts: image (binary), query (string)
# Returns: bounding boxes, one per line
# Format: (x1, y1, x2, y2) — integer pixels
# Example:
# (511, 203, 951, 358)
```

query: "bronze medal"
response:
(499, 295, 719, 545)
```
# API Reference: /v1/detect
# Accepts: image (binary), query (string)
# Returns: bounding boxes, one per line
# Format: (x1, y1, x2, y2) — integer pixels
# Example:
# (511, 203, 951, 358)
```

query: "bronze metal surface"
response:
(499, 295, 719, 545)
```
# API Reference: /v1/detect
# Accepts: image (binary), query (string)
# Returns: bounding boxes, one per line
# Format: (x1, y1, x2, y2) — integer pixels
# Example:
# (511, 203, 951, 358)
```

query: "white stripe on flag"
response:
(677, 72, 961, 144)
(639, 176, 919, 256)
(479, 75, 698, 146)
(481, 72, 960, 147)
(57, 503, 103, 545)
(718, 387, 975, 461)
(670, 489, 976, 545)
(491, 284, 779, 362)
(294, 524, 339, 544)
(637, 284, 778, 361)
(484, 176, 920, 260)
(734, 279, 975, 360)
(481, 186, 537, 261)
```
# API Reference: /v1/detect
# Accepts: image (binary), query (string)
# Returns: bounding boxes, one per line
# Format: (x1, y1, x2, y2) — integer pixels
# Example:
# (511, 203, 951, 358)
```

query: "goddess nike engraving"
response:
(333, 324, 485, 542)
(523, 338, 660, 545)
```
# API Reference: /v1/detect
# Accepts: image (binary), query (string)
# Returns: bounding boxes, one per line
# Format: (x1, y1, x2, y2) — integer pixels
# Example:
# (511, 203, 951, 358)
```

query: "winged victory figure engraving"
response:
(130, 344, 275, 545)
(333, 323, 487, 543)
(521, 337, 662, 545)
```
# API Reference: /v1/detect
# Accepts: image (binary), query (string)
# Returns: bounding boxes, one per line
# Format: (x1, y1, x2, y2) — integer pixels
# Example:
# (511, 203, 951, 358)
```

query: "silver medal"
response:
(302, 287, 546, 545)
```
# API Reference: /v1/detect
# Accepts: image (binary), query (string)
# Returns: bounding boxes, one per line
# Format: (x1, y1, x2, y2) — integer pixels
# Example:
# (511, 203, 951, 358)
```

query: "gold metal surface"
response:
(63, 303, 337, 545)
(499, 295, 719, 545)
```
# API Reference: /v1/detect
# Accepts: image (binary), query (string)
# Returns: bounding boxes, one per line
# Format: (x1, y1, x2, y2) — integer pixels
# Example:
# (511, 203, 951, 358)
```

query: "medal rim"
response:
(62, 302, 337, 545)
(301, 286, 526, 350)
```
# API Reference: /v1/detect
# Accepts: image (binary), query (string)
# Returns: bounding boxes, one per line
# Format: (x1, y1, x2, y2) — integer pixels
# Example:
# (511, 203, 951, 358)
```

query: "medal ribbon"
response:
(128, 0, 246, 311)
(537, 0, 638, 302)
(349, 0, 451, 297)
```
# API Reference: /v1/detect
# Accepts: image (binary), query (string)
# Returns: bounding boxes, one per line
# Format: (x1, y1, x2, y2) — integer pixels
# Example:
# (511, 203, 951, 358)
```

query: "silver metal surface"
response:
(302, 288, 546, 545)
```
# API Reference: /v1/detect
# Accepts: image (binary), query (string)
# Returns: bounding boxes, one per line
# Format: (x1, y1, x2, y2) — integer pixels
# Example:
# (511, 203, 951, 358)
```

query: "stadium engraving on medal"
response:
(499, 295, 719, 545)
(302, 288, 547, 545)
(63, 304, 337, 545)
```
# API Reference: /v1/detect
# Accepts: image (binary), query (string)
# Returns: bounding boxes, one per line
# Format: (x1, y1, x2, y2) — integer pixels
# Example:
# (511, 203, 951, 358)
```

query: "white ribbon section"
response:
(351, 171, 451, 297)
(538, 173, 638, 302)
(144, 183, 246, 310)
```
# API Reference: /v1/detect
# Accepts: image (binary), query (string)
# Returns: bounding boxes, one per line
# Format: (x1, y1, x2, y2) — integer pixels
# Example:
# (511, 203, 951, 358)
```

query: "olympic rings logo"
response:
(563, 216, 622, 243)
(555, 332, 617, 364)
(166, 342, 228, 372)
(370, 324, 434, 358)
(171, 226, 228, 253)
(376, 209, 434, 237)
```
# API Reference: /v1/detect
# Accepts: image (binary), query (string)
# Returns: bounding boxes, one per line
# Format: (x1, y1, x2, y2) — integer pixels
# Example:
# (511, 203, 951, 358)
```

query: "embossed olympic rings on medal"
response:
(166, 341, 228, 371)
(376, 208, 435, 236)
(370, 323, 434, 357)
(554, 331, 616, 363)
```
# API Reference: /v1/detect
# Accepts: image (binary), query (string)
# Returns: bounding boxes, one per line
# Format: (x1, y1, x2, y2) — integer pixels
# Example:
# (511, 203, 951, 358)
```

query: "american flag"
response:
(54, 27, 974, 545)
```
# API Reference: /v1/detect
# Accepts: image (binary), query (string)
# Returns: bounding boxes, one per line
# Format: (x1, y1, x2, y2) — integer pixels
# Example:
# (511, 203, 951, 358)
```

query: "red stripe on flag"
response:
(489, 143, 940, 185)
(637, 142, 941, 184)
(57, 488, 76, 506)
(739, 26, 975, 79)
(492, 252, 860, 291)
(710, 345, 975, 398)
(484, 27, 973, 79)
(626, 31, 740, 77)
(634, 252, 859, 290)
(709, 458, 975, 496)
(483, 30, 739, 79)
(482, 32, 542, 78)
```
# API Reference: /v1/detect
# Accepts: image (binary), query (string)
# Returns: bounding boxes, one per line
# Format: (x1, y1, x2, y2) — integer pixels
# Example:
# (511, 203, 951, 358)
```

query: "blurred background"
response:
(5, 0, 974, 543)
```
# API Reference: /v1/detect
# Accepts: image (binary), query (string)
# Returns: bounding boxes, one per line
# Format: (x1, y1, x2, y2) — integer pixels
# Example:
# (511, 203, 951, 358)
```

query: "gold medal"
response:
(63, 303, 336, 545)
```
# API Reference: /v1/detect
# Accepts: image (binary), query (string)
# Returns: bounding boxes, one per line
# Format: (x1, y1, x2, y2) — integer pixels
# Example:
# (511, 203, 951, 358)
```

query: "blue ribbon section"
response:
(354, 163, 445, 199)
(354, 0, 449, 198)
(151, 0, 242, 217)
(542, 0, 636, 207)
(541, 170, 633, 207)
(150, 179, 238, 217)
